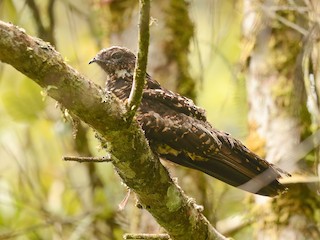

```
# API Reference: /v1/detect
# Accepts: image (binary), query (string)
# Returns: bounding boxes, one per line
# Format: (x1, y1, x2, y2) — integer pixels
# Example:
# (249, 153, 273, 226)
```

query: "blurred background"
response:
(0, 0, 319, 239)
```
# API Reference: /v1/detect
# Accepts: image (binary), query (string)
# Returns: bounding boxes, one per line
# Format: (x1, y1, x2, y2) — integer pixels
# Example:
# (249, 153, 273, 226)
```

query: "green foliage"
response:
(1, 78, 45, 122)
(0, 0, 245, 238)
(3, 0, 310, 239)
(0, 0, 17, 21)
(165, 0, 196, 99)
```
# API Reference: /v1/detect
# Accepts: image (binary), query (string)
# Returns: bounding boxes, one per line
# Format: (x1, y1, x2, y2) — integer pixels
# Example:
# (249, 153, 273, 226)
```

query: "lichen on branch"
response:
(127, 0, 151, 122)
(0, 21, 227, 240)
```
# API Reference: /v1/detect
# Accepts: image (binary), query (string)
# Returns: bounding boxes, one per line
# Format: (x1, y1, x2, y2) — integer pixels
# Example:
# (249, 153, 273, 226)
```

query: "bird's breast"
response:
(106, 78, 132, 101)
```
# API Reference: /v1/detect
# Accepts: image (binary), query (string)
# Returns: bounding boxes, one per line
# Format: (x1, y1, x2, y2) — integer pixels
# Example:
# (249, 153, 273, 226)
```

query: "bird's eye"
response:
(111, 52, 123, 60)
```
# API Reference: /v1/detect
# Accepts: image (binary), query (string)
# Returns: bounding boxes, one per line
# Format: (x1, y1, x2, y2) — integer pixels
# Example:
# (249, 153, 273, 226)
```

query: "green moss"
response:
(109, 0, 138, 32)
(164, 0, 196, 100)
(276, 184, 320, 224)
(271, 75, 294, 110)
(166, 185, 182, 212)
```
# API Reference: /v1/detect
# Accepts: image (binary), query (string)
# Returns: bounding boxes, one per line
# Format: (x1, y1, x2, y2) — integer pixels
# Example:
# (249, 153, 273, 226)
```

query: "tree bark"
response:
(242, 0, 320, 239)
(99, 0, 214, 232)
(0, 21, 227, 240)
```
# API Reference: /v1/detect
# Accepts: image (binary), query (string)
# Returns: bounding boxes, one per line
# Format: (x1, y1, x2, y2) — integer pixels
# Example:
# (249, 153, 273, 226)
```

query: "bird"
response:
(89, 46, 290, 197)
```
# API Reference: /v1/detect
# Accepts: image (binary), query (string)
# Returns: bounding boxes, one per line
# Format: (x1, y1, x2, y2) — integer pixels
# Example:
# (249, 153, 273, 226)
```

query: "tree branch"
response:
(63, 156, 113, 163)
(123, 233, 170, 239)
(0, 21, 227, 240)
(48, 0, 56, 31)
(25, 0, 46, 35)
(127, 0, 150, 122)
(25, 0, 56, 45)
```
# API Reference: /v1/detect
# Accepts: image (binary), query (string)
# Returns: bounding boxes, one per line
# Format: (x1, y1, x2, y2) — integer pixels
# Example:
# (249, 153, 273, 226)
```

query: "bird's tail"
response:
(162, 138, 289, 197)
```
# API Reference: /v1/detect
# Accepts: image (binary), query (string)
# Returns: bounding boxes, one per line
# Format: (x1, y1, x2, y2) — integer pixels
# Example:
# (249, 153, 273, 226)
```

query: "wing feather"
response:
(138, 90, 287, 196)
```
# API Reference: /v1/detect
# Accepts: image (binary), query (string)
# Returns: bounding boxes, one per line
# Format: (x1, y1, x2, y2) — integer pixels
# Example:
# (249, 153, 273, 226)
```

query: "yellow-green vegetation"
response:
(2, 0, 319, 239)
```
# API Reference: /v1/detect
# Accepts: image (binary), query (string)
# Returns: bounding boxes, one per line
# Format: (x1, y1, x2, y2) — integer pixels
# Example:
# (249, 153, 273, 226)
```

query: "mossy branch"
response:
(0, 21, 227, 240)
(127, 0, 150, 122)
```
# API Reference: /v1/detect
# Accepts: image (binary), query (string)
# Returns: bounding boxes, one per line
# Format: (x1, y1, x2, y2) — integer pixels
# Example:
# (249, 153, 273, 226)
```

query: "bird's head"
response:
(89, 46, 136, 78)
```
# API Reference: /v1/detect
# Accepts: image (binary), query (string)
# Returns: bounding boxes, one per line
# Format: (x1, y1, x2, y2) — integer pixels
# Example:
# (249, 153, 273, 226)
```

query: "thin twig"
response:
(48, 0, 56, 30)
(63, 156, 112, 163)
(25, 0, 46, 35)
(127, 0, 150, 123)
(25, 0, 56, 45)
(47, 0, 57, 45)
(0, 20, 228, 240)
(123, 233, 170, 240)
(261, 4, 308, 35)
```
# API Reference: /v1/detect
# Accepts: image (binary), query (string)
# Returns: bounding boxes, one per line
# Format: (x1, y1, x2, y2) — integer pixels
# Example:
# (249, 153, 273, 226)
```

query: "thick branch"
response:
(0, 21, 227, 240)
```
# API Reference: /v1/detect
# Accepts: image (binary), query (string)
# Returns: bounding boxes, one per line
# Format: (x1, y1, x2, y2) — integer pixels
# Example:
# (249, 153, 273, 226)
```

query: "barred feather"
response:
(89, 46, 290, 196)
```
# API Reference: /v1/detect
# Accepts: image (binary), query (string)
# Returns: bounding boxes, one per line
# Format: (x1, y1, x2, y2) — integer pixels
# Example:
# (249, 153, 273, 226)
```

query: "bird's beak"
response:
(88, 57, 97, 65)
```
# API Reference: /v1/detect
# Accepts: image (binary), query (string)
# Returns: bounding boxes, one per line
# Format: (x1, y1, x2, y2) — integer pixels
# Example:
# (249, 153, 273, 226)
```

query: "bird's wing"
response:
(145, 74, 163, 89)
(143, 88, 207, 121)
(138, 90, 287, 196)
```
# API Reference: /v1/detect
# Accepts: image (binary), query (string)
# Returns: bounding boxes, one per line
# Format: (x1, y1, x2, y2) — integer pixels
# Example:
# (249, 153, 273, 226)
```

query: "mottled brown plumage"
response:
(89, 46, 290, 197)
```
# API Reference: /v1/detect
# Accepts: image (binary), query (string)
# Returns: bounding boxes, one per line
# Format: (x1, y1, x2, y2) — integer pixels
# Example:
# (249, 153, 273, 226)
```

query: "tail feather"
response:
(162, 151, 286, 197)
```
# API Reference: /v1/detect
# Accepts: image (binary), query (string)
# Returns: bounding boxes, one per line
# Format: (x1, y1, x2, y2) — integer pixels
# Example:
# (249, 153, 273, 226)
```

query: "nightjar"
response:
(89, 46, 289, 197)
